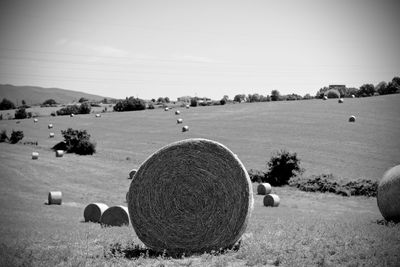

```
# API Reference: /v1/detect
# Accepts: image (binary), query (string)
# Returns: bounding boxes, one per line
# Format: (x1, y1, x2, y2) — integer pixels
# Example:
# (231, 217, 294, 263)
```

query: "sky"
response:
(0, 0, 399, 100)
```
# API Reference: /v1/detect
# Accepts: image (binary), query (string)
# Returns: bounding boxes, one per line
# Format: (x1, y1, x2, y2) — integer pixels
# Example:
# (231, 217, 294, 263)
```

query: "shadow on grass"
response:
(106, 241, 241, 259)
(376, 219, 399, 226)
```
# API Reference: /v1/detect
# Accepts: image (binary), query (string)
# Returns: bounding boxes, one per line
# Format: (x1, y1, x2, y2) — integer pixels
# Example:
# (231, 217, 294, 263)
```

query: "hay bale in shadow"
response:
(84, 203, 109, 223)
(377, 165, 400, 222)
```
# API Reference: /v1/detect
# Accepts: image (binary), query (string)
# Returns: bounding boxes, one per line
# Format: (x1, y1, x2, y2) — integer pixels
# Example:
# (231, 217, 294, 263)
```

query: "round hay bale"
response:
(377, 165, 400, 222)
(33, 118, 38, 123)
(95, 113, 101, 117)
(128, 138, 254, 253)
(175, 110, 180, 115)
(48, 124, 53, 129)
(177, 118, 183, 124)
(48, 191, 62, 205)
(32, 152, 39, 160)
(49, 132, 55, 138)
(70, 114, 75, 117)
(349, 115, 356, 122)
(84, 203, 109, 222)
(129, 168, 137, 179)
(186, 104, 190, 109)
(351, 94, 355, 98)
(338, 98, 344, 103)
(100, 206, 130, 227)
(257, 183, 272, 195)
(182, 125, 189, 132)
(56, 150, 64, 157)
(164, 107, 169, 111)
(322, 96, 328, 100)
(263, 194, 280, 207)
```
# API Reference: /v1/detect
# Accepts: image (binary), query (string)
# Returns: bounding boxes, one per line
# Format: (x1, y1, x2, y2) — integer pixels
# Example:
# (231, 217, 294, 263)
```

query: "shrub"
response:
(78, 102, 91, 114)
(9, 130, 24, 144)
(148, 103, 155, 109)
(0, 130, 8, 142)
(41, 99, 57, 107)
(0, 98, 16, 110)
(220, 98, 226, 105)
(248, 169, 266, 183)
(190, 98, 198, 107)
(14, 107, 28, 119)
(113, 97, 146, 112)
(56, 105, 80, 116)
(265, 150, 303, 186)
(61, 128, 96, 155)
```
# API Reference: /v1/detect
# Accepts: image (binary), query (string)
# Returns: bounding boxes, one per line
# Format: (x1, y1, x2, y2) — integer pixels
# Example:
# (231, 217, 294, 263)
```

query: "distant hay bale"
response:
(349, 115, 356, 122)
(49, 132, 55, 138)
(128, 138, 254, 253)
(95, 113, 101, 117)
(48, 191, 62, 205)
(263, 194, 280, 207)
(377, 165, 400, 222)
(323, 96, 328, 100)
(129, 168, 137, 179)
(48, 124, 53, 129)
(100, 206, 130, 227)
(33, 118, 38, 123)
(56, 150, 64, 157)
(164, 107, 169, 111)
(182, 125, 189, 132)
(186, 104, 190, 109)
(257, 183, 272, 195)
(84, 203, 109, 223)
(351, 94, 355, 98)
(32, 152, 39, 160)
(177, 118, 183, 124)
(338, 98, 344, 103)
(175, 110, 180, 115)
(70, 114, 75, 117)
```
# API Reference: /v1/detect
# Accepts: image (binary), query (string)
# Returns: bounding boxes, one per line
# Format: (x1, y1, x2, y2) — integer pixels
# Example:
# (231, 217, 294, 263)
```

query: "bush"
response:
(148, 103, 155, 109)
(265, 150, 303, 186)
(190, 98, 198, 107)
(113, 97, 146, 112)
(41, 99, 57, 107)
(56, 105, 80, 116)
(0, 130, 8, 142)
(14, 107, 28, 119)
(61, 128, 96, 155)
(78, 102, 91, 114)
(0, 98, 16, 110)
(9, 130, 24, 144)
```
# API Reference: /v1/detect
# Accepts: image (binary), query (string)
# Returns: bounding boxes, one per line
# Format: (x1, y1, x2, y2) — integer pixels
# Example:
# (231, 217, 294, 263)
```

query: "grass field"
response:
(0, 95, 399, 266)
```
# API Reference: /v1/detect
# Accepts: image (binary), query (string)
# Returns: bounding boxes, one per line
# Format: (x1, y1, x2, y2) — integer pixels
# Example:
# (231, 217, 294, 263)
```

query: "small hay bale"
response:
(349, 115, 356, 122)
(95, 113, 101, 117)
(323, 96, 328, 100)
(263, 194, 280, 207)
(49, 132, 55, 138)
(129, 168, 137, 179)
(177, 118, 183, 124)
(84, 203, 109, 223)
(182, 125, 189, 132)
(377, 165, 400, 222)
(175, 110, 180, 115)
(33, 118, 38, 123)
(56, 150, 64, 157)
(338, 98, 344, 103)
(351, 94, 355, 98)
(100, 206, 130, 227)
(48, 124, 53, 129)
(70, 114, 75, 117)
(164, 107, 169, 111)
(128, 138, 254, 253)
(257, 183, 272, 195)
(32, 152, 39, 160)
(48, 191, 62, 205)
(186, 104, 190, 109)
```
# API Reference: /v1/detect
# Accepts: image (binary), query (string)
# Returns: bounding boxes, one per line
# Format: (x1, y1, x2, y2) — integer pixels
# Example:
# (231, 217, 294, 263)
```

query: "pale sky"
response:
(0, 0, 399, 100)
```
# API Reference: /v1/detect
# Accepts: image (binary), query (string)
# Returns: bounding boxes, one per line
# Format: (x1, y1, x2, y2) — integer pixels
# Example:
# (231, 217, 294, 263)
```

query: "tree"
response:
(233, 94, 246, 102)
(270, 90, 280, 101)
(357, 84, 375, 97)
(42, 99, 57, 106)
(376, 81, 388, 95)
(14, 107, 28, 119)
(0, 98, 16, 110)
(265, 150, 303, 186)
(78, 97, 89, 103)
(21, 100, 26, 106)
(78, 102, 91, 114)
(113, 97, 146, 112)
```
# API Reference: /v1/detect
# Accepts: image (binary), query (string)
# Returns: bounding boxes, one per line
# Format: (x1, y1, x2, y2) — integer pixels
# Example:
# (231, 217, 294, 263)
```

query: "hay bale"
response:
(177, 118, 183, 124)
(338, 98, 344, 103)
(48, 124, 53, 129)
(56, 150, 64, 157)
(100, 206, 130, 226)
(175, 110, 180, 115)
(128, 138, 254, 253)
(129, 168, 137, 179)
(257, 183, 272, 195)
(164, 107, 169, 111)
(186, 104, 190, 109)
(95, 113, 101, 117)
(32, 152, 39, 160)
(323, 96, 328, 100)
(351, 94, 355, 98)
(48, 191, 62, 205)
(349, 115, 356, 122)
(182, 125, 189, 132)
(49, 132, 55, 138)
(377, 165, 400, 222)
(33, 118, 38, 123)
(70, 114, 75, 117)
(84, 203, 109, 222)
(263, 194, 280, 207)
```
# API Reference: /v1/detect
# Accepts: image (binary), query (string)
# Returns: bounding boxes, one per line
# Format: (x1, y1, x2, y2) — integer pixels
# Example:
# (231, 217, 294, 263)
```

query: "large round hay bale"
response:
(48, 191, 62, 205)
(182, 125, 189, 132)
(349, 115, 356, 122)
(177, 118, 183, 124)
(263, 194, 280, 207)
(100, 206, 130, 227)
(48, 124, 53, 129)
(175, 110, 180, 115)
(257, 183, 272, 195)
(128, 138, 254, 253)
(49, 132, 55, 138)
(129, 168, 137, 179)
(56, 150, 64, 157)
(377, 165, 400, 222)
(32, 152, 39, 160)
(84, 203, 109, 222)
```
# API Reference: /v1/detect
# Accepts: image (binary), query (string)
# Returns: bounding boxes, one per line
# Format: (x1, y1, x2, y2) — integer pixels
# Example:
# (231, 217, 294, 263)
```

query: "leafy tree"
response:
(190, 98, 198, 107)
(61, 128, 96, 155)
(265, 150, 303, 186)
(78, 102, 91, 114)
(9, 130, 24, 144)
(0, 98, 16, 110)
(42, 99, 57, 106)
(14, 107, 28, 119)
(233, 94, 246, 102)
(113, 97, 146, 112)
(357, 84, 375, 97)
(78, 97, 89, 103)
(270, 90, 280, 101)
(376, 81, 388, 95)
(56, 105, 80, 116)
(0, 130, 8, 142)
(325, 89, 340, 98)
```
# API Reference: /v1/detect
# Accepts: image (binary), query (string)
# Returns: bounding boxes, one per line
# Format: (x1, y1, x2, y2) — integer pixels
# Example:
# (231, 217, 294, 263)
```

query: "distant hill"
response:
(0, 84, 113, 105)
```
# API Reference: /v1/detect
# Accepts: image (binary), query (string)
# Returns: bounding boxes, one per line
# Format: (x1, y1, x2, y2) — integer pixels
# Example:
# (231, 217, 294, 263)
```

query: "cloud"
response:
(55, 38, 129, 57)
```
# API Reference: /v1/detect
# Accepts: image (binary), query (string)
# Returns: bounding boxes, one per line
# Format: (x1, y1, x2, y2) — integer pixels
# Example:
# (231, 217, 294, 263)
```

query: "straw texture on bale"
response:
(84, 203, 109, 222)
(56, 150, 64, 157)
(349, 115, 356, 122)
(48, 191, 62, 205)
(128, 138, 254, 253)
(257, 183, 272, 195)
(32, 152, 39, 160)
(100, 206, 130, 226)
(175, 110, 180, 115)
(49, 132, 55, 138)
(177, 118, 183, 124)
(263, 194, 280, 207)
(129, 169, 137, 179)
(182, 125, 189, 132)
(48, 124, 53, 129)
(377, 165, 400, 222)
